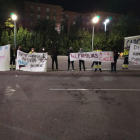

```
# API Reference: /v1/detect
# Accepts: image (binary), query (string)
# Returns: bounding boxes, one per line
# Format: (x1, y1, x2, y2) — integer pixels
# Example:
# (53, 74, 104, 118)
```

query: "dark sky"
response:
(29, 0, 140, 14)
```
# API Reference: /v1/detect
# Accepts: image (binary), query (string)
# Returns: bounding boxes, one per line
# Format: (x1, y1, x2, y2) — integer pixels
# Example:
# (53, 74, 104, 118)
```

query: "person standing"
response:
(94, 47, 102, 72)
(18, 46, 22, 51)
(67, 47, 74, 71)
(79, 48, 85, 71)
(51, 47, 58, 70)
(110, 50, 119, 73)
(122, 47, 129, 69)
(10, 47, 16, 70)
(29, 48, 36, 53)
(40, 47, 45, 53)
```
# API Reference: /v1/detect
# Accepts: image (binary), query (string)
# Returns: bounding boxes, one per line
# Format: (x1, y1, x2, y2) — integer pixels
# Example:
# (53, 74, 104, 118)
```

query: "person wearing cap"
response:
(29, 48, 36, 53)
(79, 48, 85, 71)
(67, 47, 74, 71)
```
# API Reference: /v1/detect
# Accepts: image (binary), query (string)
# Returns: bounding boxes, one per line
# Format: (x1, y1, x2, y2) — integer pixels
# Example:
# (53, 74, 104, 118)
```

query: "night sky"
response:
(28, 0, 140, 14)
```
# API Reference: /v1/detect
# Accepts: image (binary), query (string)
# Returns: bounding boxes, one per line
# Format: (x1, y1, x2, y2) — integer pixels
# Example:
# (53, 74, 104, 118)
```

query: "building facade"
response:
(23, 1, 123, 32)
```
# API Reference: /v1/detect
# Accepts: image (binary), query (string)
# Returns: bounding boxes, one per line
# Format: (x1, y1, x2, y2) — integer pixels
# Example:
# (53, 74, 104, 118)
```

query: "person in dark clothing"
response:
(10, 47, 16, 70)
(67, 47, 74, 71)
(110, 50, 119, 73)
(79, 48, 85, 71)
(40, 47, 45, 52)
(51, 47, 58, 70)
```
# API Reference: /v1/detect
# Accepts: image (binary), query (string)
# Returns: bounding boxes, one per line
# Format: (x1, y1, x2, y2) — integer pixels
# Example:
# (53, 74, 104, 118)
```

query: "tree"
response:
(0, 30, 9, 46)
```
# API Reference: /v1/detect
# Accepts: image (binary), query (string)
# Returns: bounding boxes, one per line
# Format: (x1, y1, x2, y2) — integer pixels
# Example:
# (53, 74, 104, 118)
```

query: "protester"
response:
(122, 47, 129, 69)
(29, 48, 36, 53)
(79, 48, 85, 71)
(40, 47, 45, 52)
(10, 47, 16, 70)
(67, 47, 74, 71)
(51, 47, 58, 70)
(110, 50, 119, 73)
(94, 47, 102, 72)
(18, 46, 22, 50)
(91, 48, 97, 69)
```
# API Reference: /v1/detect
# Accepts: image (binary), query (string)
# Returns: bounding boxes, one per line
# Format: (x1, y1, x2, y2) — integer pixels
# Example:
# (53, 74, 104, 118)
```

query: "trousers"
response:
(68, 59, 74, 70)
(79, 60, 85, 70)
(52, 58, 58, 70)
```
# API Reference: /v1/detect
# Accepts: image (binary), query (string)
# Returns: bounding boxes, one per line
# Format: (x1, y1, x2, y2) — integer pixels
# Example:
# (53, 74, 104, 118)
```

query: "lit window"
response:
(38, 7, 41, 11)
(46, 16, 49, 19)
(37, 15, 40, 19)
(47, 8, 49, 12)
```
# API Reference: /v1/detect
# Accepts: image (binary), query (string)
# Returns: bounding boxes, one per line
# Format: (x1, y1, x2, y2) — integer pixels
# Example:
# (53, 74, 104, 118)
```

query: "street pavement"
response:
(0, 57, 140, 140)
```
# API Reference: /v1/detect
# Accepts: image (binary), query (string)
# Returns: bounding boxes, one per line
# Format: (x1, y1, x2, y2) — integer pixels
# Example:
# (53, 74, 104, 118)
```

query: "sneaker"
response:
(125, 68, 128, 69)
(99, 69, 102, 72)
(13, 68, 15, 70)
(94, 69, 97, 72)
(122, 68, 124, 70)
(72, 69, 74, 71)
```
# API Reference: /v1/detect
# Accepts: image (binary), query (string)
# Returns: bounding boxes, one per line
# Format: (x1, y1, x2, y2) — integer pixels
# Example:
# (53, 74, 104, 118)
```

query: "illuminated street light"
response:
(11, 13, 17, 49)
(104, 19, 110, 32)
(92, 15, 100, 51)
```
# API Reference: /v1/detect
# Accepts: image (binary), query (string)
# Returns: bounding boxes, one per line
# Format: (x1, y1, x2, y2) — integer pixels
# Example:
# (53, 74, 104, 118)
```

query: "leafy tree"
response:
(0, 30, 9, 46)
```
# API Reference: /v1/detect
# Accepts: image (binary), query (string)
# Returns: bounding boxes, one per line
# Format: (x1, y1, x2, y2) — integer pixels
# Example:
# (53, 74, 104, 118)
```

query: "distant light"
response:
(104, 19, 110, 24)
(109, 17, 112, 20)
(11, 13, 14, 15)
(92, 17, 99, 23)
(11, 14, 17, 21)
(97, 15, 100, 19)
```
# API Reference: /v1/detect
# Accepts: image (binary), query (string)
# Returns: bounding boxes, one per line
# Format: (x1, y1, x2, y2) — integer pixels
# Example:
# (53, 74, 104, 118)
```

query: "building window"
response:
(46, 16, 49, 19)
(31, 6, 33, 10)
(54, 16, 56, 20)
(37, 15, 40, 19)
(38, 7, 41, 11)
(46, 7, 49, 12)
(74, 15, 77, 19)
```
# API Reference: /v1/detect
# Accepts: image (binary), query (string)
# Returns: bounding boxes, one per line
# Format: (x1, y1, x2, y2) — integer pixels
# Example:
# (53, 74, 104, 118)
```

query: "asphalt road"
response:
(0, 57, 140, 140)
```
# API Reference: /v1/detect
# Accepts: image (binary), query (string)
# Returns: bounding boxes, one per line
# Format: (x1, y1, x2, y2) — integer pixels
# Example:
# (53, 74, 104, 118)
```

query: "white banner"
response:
(70, 51, 114, 62)
(129, 43, 140, 65)
(0, 44, 10, 71)
(16, 50, 47, 72)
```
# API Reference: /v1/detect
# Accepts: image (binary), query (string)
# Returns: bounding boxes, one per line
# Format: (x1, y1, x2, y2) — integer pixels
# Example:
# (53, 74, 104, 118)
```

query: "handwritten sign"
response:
(0, 44, 10, 71)
(129, 43, 140, 65)
(70, 51, 114, 62)
(16, 50, 47, 72)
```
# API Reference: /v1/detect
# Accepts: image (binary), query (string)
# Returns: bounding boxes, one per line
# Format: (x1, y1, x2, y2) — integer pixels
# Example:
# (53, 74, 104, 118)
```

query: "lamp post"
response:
(92, 16, 99, 51)
(11, 13, 17, 49)
(104, 19, 110, 32)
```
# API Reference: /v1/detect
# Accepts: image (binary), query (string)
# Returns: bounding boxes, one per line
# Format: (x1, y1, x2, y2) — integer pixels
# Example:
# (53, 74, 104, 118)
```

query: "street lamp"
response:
(104, 19, 110, 32)
(11, 13, 17, 49)
(92, 16, 99, 51)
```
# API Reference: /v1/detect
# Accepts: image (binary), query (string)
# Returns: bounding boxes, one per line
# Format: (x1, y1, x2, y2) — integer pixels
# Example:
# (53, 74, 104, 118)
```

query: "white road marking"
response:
(50, 89, 140, 91)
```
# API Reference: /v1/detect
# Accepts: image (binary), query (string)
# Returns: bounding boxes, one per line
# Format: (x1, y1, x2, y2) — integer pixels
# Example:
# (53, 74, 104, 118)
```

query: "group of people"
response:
(10, 46, 129, 72)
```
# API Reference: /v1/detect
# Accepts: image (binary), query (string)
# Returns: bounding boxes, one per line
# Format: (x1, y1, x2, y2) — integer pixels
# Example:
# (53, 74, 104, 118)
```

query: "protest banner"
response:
(16, 50, 47, 72)
(129, 43, 140, 65)
(70, 51, 114, 62)
(0, 44, 10, 71)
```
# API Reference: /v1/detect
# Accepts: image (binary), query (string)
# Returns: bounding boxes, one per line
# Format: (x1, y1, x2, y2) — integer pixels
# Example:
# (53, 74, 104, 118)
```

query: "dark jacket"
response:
(114, 52, 119, 62)
(10, 48, 16, 57)
(67, 50, 73, 60)
(40, 50, 45, 53)
(51, 50, 58, 59)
